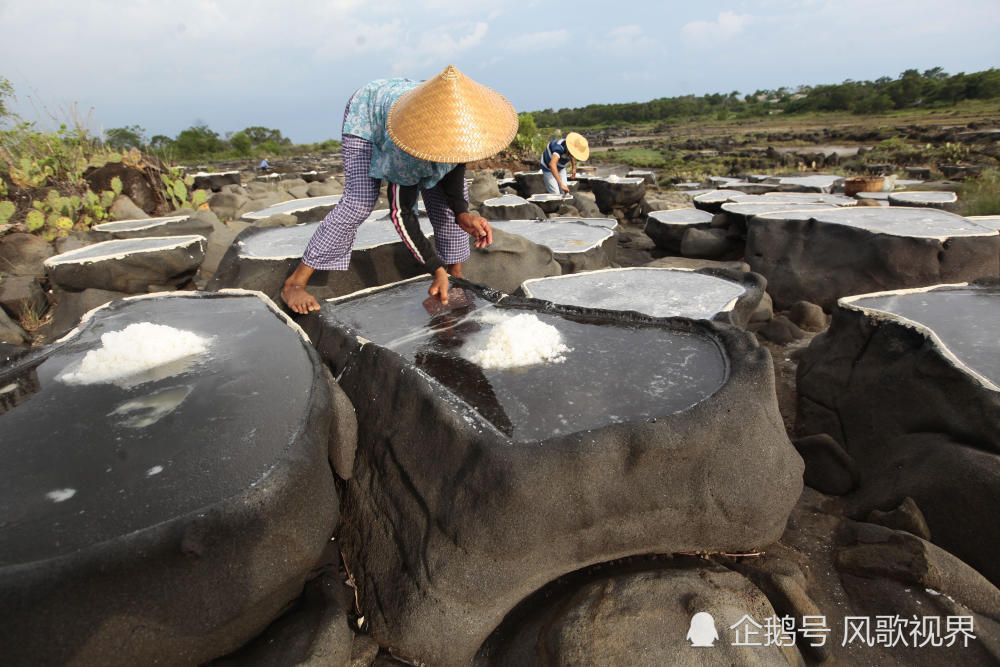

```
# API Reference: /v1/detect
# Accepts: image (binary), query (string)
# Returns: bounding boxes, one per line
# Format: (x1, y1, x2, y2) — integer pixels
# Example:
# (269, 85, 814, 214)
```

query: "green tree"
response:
(242, 126, 291, 146)
(105, 125, 147, 150)
(230, 130, 252, 155)
(173, 124, 224, 159)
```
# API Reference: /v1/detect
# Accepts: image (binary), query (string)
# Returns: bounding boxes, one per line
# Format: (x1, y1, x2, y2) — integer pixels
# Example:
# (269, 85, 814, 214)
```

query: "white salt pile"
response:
(463, 312, 570, 370)
(59, 322, 211, 385)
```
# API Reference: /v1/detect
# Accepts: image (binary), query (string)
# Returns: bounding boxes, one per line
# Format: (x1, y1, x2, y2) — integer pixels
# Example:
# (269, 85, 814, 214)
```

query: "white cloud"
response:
(682, 11, 755, 40)
(390, 21, 490, 72)
(506, 29, 570, 51)
(593, 25, 660, 54)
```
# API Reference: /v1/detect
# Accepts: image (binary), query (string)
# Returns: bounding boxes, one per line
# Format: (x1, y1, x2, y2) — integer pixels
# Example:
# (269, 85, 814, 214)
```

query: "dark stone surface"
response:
(835, 520, 1000, 621)
(299, 281, 802, 664)
(844, 433, 1000, 586)
(590, 177, 646, 213)
(92, 213, 215, 240)
(44, 235, 206, 293)
(797, 281, 1000, 453)
(527, 193, 573, 214)
(463, 227, 562, 294)
(755, 315, 805, 345)
(0, 306, 27, 345)
(481, 563, 799, 666)
(0, 232, 54, 278)
(680, 227, 739, 259)
(38, 288, 130, 342)
(788, 300, 827, 332)
(193, 170, 241, 191)
(512, 170, 547, 198)
(888, 191, 959, 210)
(84, 163, 160, 214)
(469, 170, 501, 210)
(208, 571, 354, 667)
(0, 275, 47, 320)
(746, 208, 1000, 310)
(569, 192, 603, 218)
(207, 191, 249, 220)
(480, 194, 546, 221)
(867, 496, 931, 540)
(0, 292, 342, 665)
(793, 433, 858, 495)
(488, 219, 616, 274)
(644, 208, 714, 253)
(692, 189, 735, 214)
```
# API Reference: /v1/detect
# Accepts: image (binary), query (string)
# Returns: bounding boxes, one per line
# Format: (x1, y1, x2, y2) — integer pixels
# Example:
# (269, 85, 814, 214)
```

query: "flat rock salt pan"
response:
(462, 312, 570, 370)
(59, 322, 211, 385)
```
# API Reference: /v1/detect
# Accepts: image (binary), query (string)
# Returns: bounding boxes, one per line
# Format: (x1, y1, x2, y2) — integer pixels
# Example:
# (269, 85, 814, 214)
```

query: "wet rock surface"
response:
(644, 208, 714, 252)
(798, 281, 1000, 585)
(463, 227, 562, 293)
(240, 193, 343, 223)
(520, 266, 763, 327)
(747, 207, 1000, 309)
(91, 214, 215, 240)
(44, 235, 206, 293)
(0, 292, 343, 665)
(488, 219, 616, 273)
(481, 194, 546, 221)
(299, 277, 802, 665)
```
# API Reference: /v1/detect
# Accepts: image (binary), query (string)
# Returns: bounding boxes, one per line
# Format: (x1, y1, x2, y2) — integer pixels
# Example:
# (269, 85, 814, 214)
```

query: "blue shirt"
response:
(342, 78, 458, 189)
(540, 138, 570, 171)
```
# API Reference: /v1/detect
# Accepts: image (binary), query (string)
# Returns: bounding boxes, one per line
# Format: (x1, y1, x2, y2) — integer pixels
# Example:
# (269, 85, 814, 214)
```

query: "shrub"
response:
(960, 168, 1000, 216)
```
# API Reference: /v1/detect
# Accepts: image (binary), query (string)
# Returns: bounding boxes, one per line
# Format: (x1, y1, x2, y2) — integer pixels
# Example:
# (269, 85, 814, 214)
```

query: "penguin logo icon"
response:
(686, 611, 719, 647)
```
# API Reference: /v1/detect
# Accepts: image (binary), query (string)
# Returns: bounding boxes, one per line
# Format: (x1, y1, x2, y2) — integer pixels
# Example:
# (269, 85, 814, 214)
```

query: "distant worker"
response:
(539, 132, 589, 194)
(281, 65, 517, 314)
(259, 158, 270, 173)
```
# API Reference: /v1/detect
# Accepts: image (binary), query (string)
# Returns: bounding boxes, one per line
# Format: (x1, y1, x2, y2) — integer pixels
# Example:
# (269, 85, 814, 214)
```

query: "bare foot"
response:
(281, 284, 321, 314)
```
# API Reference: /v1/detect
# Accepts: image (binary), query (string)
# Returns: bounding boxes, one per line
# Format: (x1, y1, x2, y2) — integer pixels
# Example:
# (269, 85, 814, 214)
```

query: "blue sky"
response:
(1, 0, 998, 143)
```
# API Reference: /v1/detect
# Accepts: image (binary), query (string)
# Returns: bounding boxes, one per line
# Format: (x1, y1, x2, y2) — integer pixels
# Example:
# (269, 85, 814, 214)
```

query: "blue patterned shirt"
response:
(342, 78, 458, 189)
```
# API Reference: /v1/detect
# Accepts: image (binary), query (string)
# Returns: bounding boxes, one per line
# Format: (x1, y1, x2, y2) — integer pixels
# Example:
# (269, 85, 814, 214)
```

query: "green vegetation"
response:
(511, 112, 547, 154)
(0, 75, 15, 124)
(532, 67, 1000, 128)
(0, 75, 341, 237)
(960, 169, 1000, 216)
(147, 124, 339, 163)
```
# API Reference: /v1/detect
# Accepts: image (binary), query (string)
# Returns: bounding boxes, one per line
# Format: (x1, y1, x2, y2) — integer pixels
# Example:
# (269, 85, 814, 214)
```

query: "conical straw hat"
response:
(387, 65, 519, 163)
(565, 132, 589, 161)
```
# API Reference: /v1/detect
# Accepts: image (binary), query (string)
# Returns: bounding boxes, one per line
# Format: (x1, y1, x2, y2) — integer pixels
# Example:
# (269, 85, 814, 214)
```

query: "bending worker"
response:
(540, 131, 589, 194)
(282, 65, 518, 314)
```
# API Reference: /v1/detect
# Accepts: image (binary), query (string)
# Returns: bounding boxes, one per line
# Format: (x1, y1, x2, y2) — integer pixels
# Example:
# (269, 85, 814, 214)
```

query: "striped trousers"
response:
(301, 135, 470, 271)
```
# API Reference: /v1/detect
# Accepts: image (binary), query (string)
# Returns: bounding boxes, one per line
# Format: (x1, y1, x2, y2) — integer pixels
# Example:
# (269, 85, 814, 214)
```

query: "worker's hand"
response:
(456, 212, 493, 248)
(559, 183, 570, 194)
(428, 267, 451, 304)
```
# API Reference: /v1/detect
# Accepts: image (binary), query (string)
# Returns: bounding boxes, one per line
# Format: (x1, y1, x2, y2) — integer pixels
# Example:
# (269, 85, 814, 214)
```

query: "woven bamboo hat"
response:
(387, 65, 519, 163)
(565, 132, 590, 161)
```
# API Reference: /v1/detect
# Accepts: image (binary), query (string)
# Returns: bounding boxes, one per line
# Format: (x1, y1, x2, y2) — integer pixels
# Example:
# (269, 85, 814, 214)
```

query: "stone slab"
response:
(488, 219, 616, 273)
(300, 278, 802, 664)
(520, 266, 764, 327)
(44, 236, 207, 293)
(746, 208, 1000, 309)
(0, 291, 342, 665)
(241, 195, 343, 222)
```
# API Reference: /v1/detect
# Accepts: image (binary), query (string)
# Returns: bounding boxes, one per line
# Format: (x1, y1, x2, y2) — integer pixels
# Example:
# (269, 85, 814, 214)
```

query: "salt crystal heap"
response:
(59, 322, 211, 385)
(463, 312, 570, 370)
